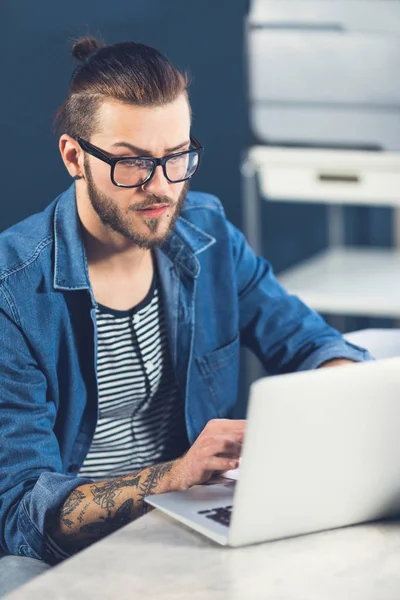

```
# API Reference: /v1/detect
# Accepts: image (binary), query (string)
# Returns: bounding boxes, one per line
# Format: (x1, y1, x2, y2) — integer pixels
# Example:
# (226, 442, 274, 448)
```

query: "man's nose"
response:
(142, 165, 170, 197)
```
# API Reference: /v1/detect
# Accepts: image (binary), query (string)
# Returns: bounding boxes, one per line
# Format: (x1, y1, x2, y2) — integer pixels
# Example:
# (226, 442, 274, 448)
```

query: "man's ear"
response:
(59, 134, 84, 180)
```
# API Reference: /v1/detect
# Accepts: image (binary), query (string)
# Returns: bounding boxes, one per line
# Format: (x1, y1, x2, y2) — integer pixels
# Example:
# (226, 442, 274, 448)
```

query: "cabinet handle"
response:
(318, 173, 360, 184)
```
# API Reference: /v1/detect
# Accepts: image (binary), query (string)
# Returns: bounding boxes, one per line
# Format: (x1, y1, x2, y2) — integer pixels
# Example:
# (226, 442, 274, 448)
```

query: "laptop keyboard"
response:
(198, 505, 233, 527)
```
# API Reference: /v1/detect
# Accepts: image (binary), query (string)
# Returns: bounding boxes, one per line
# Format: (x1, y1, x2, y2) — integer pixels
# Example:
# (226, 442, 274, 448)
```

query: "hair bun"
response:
(71, 37, 103, 62)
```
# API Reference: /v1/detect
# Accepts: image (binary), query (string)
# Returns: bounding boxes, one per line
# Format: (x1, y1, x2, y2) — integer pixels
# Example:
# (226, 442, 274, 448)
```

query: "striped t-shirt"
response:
(79, 273, 189, 480)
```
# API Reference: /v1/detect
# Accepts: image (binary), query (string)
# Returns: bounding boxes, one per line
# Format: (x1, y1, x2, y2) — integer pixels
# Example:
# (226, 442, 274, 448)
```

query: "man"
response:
(0, 37, 369, 589)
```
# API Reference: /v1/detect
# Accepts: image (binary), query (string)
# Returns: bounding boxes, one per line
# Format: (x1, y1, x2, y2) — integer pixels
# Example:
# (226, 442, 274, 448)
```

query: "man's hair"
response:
(54, 37, 189, 139)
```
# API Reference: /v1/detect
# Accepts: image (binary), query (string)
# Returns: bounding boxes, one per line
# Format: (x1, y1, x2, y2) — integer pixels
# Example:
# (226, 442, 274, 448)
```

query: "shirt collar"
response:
(53, 185, 216, 290)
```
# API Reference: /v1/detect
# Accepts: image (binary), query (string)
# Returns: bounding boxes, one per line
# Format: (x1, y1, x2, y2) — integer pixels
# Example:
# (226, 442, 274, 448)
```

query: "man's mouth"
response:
(135, 204, 170, 218)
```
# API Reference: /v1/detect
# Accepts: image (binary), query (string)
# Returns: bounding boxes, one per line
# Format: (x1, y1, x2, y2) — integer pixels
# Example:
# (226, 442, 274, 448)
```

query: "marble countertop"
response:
(6, 511, 400, 600)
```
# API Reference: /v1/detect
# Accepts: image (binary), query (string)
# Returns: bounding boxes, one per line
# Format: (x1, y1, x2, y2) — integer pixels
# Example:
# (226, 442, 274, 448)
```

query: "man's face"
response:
(82, 94, 191, 249)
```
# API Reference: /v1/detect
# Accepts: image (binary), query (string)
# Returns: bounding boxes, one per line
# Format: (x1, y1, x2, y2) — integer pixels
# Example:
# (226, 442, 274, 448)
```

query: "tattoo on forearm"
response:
(60, 489, 86, 528)
(55, 462, 176, 551)
(77, 503, 91, 524)
(61, 489, 86, 516)
(80, 499, 134, 537)
(90, 474, 141, 510)
(61, 517, 74, 529)
(137, 461, 174, 514)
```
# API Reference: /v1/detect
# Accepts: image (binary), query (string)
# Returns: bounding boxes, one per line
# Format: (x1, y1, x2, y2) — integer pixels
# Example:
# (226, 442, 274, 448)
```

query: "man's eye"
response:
(168, 155, 185, 164)
(120, 159, 149, 169)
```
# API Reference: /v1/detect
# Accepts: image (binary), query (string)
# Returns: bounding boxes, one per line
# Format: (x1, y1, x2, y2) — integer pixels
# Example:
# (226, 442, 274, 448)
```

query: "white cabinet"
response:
(243, 146, 400, 319)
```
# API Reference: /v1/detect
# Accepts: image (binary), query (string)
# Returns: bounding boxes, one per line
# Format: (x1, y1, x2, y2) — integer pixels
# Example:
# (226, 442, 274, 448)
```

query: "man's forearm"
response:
(52, 460, 179, 553)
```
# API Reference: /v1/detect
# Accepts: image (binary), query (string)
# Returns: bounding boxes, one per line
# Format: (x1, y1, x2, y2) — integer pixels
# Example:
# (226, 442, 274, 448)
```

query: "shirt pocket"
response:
(195, 336, 240, 416)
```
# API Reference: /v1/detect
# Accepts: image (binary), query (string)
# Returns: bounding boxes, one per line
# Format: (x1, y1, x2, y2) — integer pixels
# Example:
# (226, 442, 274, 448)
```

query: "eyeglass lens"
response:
(113, 151, 199, 187)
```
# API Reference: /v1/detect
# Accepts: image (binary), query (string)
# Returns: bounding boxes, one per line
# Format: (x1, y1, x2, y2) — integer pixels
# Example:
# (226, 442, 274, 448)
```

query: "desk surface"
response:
(6, 511, 400, 600)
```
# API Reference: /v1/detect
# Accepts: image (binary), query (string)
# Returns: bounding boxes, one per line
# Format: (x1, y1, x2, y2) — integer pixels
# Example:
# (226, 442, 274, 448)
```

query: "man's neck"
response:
(76, 185, 155, 311)
(82, 225, 150, 276)
(76, 184, 149, 275)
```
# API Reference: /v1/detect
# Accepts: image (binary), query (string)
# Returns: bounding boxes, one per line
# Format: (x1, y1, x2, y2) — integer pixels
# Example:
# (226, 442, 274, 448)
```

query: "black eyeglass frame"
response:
(76, 136, 203, 188)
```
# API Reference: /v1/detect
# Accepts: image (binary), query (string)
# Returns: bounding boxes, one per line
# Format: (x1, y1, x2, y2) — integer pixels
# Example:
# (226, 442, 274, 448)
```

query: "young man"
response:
(0, 37, 368, 583)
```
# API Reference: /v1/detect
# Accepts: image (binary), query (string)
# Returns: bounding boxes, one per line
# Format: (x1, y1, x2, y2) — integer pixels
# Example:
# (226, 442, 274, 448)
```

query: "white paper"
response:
(344, 329, 400, 360)
(220, 467, 240, 481)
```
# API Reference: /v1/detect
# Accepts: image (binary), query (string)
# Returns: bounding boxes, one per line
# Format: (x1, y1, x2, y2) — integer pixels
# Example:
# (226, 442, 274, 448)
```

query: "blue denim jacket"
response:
(0, 185, 368, 562)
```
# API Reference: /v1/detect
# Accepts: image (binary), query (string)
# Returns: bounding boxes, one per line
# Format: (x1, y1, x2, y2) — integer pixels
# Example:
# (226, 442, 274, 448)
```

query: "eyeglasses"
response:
(76, 136, 203, 188)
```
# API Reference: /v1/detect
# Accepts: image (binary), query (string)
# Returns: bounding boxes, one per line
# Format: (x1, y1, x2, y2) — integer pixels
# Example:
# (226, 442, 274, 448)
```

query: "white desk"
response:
(6, 510, 400, 599)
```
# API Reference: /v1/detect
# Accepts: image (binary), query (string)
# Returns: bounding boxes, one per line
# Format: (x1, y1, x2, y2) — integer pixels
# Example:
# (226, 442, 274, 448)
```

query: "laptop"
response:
(145, 357, 400, 547)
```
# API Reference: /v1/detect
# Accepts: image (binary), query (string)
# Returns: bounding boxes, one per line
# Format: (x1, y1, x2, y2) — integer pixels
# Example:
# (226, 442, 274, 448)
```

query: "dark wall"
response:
(2, 0, 249, 230)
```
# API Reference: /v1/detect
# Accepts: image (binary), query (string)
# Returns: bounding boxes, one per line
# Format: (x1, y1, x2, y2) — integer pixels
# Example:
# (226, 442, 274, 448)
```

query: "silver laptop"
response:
(145, 357, 400, 547)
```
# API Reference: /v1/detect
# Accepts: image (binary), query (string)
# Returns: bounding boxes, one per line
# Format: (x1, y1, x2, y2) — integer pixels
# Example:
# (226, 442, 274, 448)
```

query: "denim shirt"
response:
(0, 185, 369, 562)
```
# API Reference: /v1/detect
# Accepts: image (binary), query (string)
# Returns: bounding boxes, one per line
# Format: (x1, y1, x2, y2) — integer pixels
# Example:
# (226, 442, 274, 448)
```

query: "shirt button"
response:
(133, 314, 141, 325)
(145, 360, 154, 373)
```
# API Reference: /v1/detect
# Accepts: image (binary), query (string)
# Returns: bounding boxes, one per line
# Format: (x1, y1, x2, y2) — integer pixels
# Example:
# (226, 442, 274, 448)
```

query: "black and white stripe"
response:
(79, 280, 188, 480)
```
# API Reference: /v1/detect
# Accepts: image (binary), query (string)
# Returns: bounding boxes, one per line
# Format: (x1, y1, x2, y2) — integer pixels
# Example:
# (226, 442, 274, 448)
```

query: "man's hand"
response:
(319, 359, 356, 368)
(170, 418, 246, 490)
(51, 418, 245, 554)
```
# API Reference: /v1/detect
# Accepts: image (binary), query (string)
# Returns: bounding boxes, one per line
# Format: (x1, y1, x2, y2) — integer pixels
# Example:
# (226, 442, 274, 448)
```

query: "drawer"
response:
(250, 148, 400, 206)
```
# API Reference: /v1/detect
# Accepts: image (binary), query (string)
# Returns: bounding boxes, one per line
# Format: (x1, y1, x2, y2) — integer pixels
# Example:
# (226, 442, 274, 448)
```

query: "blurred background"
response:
(3, 0, 400, 403)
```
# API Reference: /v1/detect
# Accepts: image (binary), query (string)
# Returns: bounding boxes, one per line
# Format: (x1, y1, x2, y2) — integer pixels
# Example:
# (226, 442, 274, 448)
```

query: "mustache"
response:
(128, 195, 175, 211)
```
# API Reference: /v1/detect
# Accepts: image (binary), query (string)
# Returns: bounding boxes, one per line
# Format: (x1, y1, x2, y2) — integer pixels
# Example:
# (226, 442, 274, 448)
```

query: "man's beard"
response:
(84, 158, 189, 250)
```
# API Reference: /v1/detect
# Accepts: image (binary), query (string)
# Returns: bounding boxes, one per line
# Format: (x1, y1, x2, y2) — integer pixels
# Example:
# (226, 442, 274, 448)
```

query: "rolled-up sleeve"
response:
(295, 340, 372, 370)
